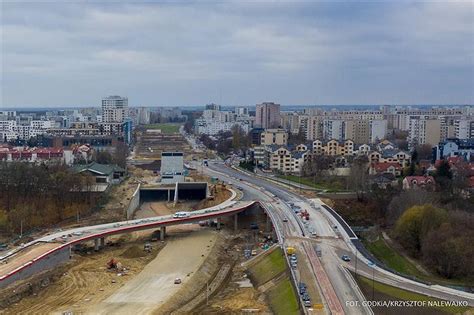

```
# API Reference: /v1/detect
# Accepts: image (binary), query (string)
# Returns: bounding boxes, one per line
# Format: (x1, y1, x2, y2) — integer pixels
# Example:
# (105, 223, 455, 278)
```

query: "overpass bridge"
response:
(0, 200, 271, 289)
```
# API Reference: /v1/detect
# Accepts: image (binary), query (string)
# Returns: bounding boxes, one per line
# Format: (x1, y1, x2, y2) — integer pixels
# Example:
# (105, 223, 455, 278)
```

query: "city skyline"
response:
(2, 1, 473, 108)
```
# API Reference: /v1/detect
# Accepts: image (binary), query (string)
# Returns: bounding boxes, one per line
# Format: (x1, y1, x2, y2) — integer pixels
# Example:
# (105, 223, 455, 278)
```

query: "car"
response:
(304, 300, 312, 307)
(250, 223, 259, 230)
(72, 231, 83, 236)
(302, 293, 310, 301)
(282, 217, 288, 222)
(61, 235, 68, 239)
(174, 278, 182, 284)
(311, 231, 317, 238)
(341, 255, 351, 262)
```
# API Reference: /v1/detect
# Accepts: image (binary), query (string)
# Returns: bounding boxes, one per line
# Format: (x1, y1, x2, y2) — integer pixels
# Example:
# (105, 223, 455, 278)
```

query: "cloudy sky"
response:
(1, 1, 473, 107)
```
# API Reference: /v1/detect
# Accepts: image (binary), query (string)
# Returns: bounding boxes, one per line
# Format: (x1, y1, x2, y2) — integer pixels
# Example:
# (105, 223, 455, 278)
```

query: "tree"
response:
(386, 190, 439, 225)
(415, 144, 433, 161)
(94, 150, 113, 164)
(302, 155, 334, 177)
(347, 156, 369, 201)
(114, 142, 129, 169)
(394, 204, 447, 255)
(435, 160, 452, 192)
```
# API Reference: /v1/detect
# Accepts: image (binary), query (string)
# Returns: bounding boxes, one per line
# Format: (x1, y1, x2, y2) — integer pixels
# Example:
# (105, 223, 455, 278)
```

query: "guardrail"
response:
(0, 200, 256, 286)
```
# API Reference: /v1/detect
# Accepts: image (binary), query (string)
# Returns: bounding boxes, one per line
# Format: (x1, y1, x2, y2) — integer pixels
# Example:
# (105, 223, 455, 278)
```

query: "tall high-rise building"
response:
(102, 95, 129, 123)
(306, 116, 323, 140)
(408, 117, 441, 148)
(255, 102, 281, 129)
(455, 118, 474, 139)
(344, 120, 370, 144)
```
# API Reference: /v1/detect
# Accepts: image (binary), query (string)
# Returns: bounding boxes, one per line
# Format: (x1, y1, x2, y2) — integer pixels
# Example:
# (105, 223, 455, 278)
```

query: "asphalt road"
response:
(204, 160, 474, 310)
(204, 161, 367, 314)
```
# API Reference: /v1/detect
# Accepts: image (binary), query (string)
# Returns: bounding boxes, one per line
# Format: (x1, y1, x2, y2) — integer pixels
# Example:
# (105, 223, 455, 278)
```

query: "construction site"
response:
(0, 124, 295, 315)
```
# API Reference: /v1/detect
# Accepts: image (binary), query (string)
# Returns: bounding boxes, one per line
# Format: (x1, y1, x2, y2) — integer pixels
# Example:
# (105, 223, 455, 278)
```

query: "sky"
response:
(1, 1, 473, 108)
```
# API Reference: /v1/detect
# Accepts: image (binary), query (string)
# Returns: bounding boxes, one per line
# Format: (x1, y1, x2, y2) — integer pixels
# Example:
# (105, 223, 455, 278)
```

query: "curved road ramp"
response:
(0, 200, 256, 290)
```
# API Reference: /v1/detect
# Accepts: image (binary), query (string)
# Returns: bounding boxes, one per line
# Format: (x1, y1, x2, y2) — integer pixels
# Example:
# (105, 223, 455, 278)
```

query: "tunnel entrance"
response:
(139, 182, 208, 202)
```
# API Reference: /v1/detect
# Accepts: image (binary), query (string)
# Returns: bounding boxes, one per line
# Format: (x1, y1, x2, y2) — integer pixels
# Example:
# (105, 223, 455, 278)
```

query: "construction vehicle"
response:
(107, 258, 119, 269)
(286, 246, 296, 255)
(299, 209, 310, 221)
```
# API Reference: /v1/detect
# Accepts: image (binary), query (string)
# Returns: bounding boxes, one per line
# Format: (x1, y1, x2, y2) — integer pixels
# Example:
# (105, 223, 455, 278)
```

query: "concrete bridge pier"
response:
(216, 218, 221, 230)
(160, 226, 166, 241)
(94, 238, 100, 251)
(100, 237, 105, 248)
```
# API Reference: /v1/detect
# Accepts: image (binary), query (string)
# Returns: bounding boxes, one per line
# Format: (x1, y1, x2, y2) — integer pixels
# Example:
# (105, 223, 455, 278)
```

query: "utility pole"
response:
(20, 220, 23, 238)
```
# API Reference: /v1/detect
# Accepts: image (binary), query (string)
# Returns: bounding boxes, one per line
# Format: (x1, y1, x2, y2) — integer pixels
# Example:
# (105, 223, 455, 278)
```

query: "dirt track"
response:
(1, 236, 162, 315)
(86, 229, 217, 315)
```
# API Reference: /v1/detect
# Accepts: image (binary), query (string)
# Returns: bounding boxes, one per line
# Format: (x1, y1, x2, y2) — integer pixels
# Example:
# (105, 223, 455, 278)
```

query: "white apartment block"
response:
(455, 118, 474, 139)
(195, 119, 250, 135)
(370, 120, 388, 143)
(323, 120, 345, 141)
(102, 95, 129, 123)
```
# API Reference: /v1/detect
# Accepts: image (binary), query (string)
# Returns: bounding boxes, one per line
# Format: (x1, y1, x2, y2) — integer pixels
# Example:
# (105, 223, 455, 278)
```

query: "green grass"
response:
(356, 275, 472, 314)
(364, 237, 424, 278)
(143, 123, 181, 133)
(364, 236, 473, 287)
(248, 248, 286, 286)
(267, 278, 300, 315)
(277, 174, 347, 192)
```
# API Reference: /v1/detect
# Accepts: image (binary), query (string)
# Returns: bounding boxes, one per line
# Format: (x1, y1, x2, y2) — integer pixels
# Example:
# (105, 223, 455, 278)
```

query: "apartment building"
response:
(434, 138, 474, 161)
(306, 116, 324, 141)
(344, 120, 370, 144)
(323, 120, 345, 141)
(408, 117, 441, 148)
(255, 102, 281, 129)
(102, 95, 129, 123)
(455, 118, 474, 139)
(369, 149, 411, 167)
(280, 112, 300, 134)
(312, 139, 355, 156)
(370, 120, 388, 143)
(260, 129, 288, 146)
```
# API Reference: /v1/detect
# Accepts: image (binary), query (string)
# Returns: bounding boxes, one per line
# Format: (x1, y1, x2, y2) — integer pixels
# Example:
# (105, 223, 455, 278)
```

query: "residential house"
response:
(369, 162, 402, 177)
(402, 176, 436, 190)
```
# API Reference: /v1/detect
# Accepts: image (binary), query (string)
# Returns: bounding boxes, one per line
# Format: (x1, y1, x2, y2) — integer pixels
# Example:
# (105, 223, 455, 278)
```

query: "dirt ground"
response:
(86, 229, 217, 315)
(1, 235, 163, 315)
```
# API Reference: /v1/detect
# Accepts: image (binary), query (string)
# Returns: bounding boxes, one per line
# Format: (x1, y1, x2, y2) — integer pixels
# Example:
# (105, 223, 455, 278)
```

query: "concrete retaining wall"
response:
(126, 184, 141, 220)
(0, 245, 70, 289)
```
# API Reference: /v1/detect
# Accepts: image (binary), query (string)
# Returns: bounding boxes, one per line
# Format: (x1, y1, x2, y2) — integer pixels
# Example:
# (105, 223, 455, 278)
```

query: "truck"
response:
(203, 159, 208, 166)
(286, 246, 296, 255)
(300, 209, 310, 220)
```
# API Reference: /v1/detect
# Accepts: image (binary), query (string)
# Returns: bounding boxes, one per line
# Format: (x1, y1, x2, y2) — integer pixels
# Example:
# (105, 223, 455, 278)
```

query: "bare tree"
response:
(347, 156, 369, 200)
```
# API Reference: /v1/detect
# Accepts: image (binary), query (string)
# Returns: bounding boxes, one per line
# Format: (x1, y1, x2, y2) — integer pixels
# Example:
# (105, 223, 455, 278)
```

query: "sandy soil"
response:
(85, 229, 217, 315)
(1, 237, 162, 315)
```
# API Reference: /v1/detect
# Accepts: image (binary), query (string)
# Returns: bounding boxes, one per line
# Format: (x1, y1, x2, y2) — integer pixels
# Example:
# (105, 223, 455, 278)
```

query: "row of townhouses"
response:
(253, 139, 412, 174)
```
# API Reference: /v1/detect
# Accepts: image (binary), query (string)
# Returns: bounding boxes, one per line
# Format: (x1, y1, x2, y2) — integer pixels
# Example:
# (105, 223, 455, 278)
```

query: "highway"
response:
(204, 160, 474, 309)
(202, 160, 368, 315)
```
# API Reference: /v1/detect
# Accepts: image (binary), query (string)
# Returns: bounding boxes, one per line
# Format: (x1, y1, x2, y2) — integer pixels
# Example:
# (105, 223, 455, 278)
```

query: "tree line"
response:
(0, 162, 98, 235)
